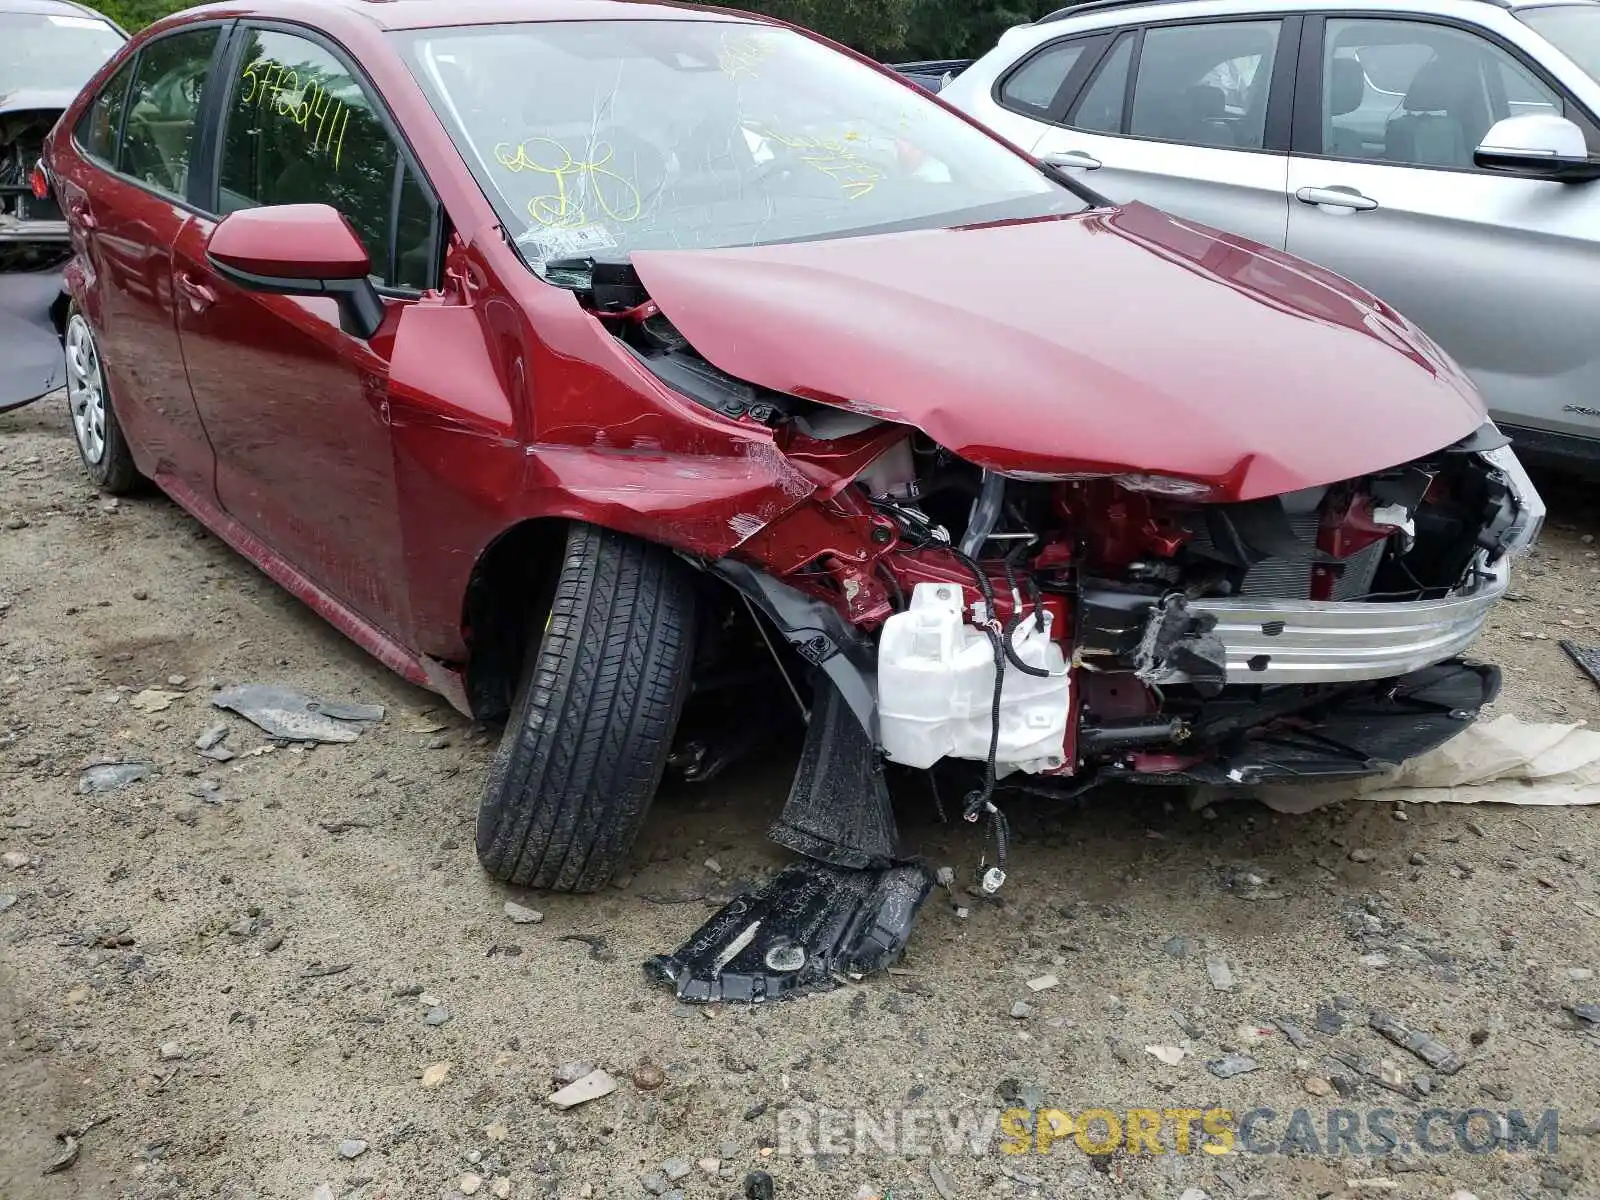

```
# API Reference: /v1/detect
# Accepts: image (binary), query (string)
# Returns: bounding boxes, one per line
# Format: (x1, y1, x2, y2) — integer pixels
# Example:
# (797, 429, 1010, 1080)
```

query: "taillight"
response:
(30, 163, 50, 201)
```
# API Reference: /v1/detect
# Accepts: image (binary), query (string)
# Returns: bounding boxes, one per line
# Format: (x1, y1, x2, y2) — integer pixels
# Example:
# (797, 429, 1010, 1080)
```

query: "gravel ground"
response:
(3, 391, 1599, 1200)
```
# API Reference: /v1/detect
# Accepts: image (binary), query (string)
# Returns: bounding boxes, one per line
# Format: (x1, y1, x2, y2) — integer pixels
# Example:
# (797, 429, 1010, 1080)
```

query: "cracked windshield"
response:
(396, 19, 1081, 270)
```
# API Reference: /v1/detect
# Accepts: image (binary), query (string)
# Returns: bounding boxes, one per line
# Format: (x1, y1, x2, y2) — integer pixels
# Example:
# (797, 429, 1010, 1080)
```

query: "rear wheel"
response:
(64, 308, 139, 494)
(476, 522, 697, 892)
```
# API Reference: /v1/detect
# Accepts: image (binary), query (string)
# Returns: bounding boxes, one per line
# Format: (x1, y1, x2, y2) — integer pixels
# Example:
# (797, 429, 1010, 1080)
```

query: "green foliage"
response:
(95, 0, 189, 33)
(706, 0, 1061, 59)
(96, 0, 1065, 58)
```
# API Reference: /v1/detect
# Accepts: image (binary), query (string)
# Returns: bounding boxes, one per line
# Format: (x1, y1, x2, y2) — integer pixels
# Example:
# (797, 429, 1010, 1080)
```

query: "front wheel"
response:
(476, 522, 697, 892)
(64, 307, 139, 494)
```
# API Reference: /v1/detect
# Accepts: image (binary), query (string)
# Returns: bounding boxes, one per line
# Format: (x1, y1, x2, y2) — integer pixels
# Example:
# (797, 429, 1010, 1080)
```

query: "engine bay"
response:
(556, 258, 1538, 884)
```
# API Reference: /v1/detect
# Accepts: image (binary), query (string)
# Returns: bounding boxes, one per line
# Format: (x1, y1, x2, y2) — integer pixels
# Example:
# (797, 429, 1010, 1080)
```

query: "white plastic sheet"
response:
(1253, 715, 1600, 813)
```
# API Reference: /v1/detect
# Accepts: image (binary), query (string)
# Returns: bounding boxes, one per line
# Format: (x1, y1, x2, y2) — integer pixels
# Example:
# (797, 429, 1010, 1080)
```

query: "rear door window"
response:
(998, 39, 1092, 117)
(76, 58, 136, 165)
(118, 26, 221, 199)
(1128, 20, 1282, 149)
(1068, 31, 1134, 132)
(217, 28, 436, 289)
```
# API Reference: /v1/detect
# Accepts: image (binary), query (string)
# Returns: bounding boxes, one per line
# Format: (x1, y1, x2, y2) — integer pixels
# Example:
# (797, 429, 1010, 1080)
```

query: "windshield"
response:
(393, 20, 1082, 271)
(1522, 5, 1600, 82)
(0, 12, 124, 95)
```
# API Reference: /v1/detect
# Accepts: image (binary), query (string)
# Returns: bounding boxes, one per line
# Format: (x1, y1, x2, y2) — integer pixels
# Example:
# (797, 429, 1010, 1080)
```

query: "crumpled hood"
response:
(631, 204, 1487, 501)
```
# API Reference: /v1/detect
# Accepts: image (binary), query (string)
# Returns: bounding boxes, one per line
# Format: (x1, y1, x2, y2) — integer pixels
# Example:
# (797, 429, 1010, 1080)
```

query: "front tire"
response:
(63, 307, 138, 494)
(476, 522, 697, 892)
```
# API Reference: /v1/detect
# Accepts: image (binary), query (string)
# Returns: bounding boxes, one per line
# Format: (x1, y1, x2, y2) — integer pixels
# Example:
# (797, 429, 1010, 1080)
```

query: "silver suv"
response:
(939, 0, 1600, 470)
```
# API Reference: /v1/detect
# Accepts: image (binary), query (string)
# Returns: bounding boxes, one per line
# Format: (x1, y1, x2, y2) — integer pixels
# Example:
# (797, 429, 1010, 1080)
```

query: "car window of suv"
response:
(1068, 31, 1134, 133)
(118, 27, 221, 200)
(217, 29, 436, 290)
(76, 58, 136, 166)
(1129, 21, 1281, 149)
(998, 39, 1092, 117)
(1321, 19, 1564, 168)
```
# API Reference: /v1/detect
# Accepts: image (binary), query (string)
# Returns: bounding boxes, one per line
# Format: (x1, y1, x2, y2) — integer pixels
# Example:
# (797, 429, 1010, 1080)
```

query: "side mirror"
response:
(1473, 114, 1600, 182)
(206, 204, 384, 338)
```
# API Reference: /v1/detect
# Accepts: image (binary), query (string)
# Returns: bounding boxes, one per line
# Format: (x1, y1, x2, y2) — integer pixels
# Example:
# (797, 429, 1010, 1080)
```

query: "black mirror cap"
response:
(205, 254, 384, 340)
(1473, 147, 1600, 183)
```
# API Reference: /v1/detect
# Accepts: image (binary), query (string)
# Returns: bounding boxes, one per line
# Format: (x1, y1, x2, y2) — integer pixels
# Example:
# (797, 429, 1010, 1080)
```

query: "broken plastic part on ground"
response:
(1562, 641, 1600, 691)
(210, 684, 385, 744)
(645, 862, 933, 1003)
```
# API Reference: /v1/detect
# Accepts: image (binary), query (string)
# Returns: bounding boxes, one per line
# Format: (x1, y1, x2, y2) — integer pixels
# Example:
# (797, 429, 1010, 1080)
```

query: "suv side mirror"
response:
(206, 204, 384, 339)
(1474, 113, 1600, 182)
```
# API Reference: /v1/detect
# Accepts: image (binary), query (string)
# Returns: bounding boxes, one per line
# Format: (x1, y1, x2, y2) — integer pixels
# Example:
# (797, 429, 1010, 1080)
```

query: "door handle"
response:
(70, 204, 96, 230)
(175, 270, 217, 311)
(1295, 186, 1378, 211)
(1041, 149, 1102, 171)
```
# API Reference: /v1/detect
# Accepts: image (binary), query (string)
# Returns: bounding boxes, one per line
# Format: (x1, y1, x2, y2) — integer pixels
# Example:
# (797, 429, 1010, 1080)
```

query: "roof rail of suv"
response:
(1035, 0, 1509, 23)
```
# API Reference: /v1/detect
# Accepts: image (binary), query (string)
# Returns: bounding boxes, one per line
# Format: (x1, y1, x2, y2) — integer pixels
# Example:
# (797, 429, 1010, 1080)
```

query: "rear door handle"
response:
(1042, 149, 1102, 171)
(1295, 186, 1378, 211)
(70, 204, 96, 229)
(175, 270, 217, 311)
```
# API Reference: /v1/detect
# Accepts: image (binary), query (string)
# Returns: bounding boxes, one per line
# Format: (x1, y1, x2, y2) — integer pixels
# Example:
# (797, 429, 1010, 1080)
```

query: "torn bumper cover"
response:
(0, 268, 66, 413)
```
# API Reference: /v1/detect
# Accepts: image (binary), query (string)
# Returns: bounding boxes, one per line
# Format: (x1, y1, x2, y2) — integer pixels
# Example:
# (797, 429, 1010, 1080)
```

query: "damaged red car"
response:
(43, 0, 1543, 902)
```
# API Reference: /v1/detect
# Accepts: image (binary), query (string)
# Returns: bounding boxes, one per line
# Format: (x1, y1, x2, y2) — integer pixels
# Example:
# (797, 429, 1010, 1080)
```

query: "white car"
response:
(937, 0, 1600, 472)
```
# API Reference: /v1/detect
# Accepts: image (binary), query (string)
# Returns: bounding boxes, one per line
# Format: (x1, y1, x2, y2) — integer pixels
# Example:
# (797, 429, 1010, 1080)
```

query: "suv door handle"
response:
(1295, 186, 1378, 211)
(1041, 149, 1102, 171)
(69, 203, 96, 230)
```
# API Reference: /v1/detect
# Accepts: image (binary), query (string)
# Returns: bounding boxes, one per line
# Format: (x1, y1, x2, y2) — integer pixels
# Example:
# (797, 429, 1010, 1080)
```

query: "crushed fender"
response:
(645, 862, 933, 1003)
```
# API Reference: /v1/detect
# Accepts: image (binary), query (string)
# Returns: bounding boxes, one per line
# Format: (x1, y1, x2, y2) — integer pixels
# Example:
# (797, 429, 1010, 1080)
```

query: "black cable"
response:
(947, 545, 1010, 882)
(999, 557, 1051, 679)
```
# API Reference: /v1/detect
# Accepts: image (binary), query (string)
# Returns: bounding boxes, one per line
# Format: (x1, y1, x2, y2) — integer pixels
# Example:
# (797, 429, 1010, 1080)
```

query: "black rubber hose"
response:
(958, 470, 1006, 559)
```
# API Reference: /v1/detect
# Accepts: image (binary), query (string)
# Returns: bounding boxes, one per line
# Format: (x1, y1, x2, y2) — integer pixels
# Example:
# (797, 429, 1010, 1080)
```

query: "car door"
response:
(172, 24, 440, 639)
(59, 26, 227, 507)
(1029, 17, 1298, 248)
(1285, 15, 1600, 443)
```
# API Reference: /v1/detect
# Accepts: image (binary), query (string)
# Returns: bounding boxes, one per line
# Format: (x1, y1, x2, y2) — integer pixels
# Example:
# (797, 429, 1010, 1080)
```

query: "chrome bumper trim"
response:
(1191, 555, 1508, 685)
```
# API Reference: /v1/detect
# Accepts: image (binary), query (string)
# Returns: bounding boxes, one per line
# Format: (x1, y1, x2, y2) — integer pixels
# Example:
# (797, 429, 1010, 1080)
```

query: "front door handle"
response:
(1295, 185, 1378, 211)
(175, 270, 217, 312)
(1042, 149, 1103, 171)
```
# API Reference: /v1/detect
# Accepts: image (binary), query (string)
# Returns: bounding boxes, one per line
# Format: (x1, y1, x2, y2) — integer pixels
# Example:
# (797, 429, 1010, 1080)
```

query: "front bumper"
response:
(1192, 555, 1509, 685)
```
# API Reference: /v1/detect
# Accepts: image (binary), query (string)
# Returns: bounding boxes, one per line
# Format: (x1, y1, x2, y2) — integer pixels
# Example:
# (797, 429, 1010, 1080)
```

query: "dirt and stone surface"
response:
(3, 390, 1599, 1200)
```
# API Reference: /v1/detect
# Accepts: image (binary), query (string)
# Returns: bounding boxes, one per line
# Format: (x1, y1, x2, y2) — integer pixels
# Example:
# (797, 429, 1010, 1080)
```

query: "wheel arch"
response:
(460, 516, 573, 721)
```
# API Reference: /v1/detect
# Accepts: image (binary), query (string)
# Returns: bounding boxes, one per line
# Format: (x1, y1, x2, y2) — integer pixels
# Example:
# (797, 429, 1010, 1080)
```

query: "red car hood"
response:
(630, 204, 1486, 501)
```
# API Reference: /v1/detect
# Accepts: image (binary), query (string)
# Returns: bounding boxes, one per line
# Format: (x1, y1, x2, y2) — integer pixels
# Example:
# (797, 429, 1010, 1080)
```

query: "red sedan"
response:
(42, 0, 1540, 896)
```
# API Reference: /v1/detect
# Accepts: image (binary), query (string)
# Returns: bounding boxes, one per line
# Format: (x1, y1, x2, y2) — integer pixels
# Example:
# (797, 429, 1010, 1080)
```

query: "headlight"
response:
(1480, 443, 1545, 554)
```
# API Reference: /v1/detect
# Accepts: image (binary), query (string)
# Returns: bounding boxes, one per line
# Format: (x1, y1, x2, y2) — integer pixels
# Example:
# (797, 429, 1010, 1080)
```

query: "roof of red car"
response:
(184, 0, 765, 31)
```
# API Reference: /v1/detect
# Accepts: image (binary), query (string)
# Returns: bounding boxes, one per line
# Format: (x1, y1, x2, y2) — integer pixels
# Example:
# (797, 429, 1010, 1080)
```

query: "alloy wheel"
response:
(64, 314, 106, 465)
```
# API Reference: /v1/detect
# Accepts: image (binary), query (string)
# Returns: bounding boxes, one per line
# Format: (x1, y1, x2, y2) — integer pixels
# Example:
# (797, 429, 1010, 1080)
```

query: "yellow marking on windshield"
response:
(718, 32, 774, 80)
(493, 137, 643, 227)
(751, 125, 885, 200)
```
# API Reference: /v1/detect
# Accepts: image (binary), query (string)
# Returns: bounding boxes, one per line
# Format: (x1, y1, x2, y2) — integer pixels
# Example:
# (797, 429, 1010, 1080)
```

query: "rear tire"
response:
(63, 307, 139, 494)
(476, 522, 697, 892)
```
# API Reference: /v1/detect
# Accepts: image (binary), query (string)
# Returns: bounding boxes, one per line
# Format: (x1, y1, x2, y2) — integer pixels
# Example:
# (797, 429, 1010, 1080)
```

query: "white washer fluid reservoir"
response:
(877, 581, 1071, 774)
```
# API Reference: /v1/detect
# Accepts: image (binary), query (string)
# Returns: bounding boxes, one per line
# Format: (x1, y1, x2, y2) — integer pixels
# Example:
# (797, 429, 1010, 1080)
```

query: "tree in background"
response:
(96, 0, 186, 32)
(95, 0, 1065, 59)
